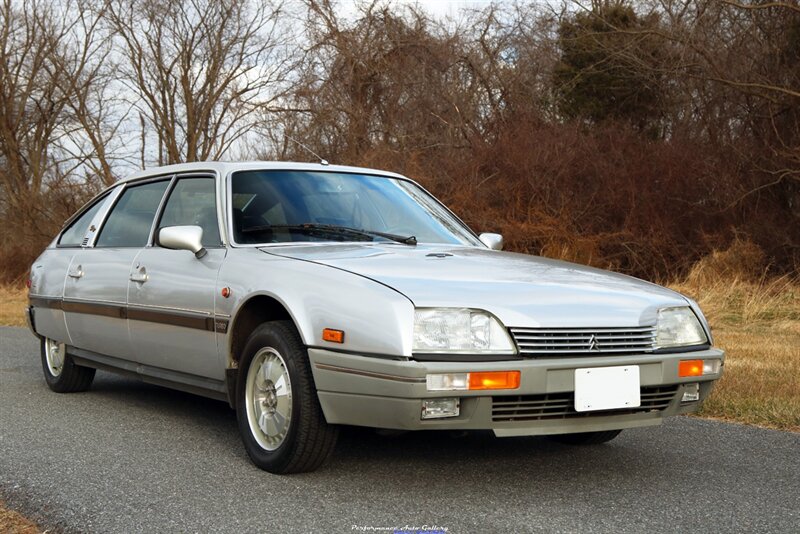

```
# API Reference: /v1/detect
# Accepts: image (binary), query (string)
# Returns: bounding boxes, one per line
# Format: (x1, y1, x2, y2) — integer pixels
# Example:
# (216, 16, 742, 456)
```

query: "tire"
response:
(548, 429, 623, 445)
(235, 321, 338, 474)
(40, 337, 96, 393)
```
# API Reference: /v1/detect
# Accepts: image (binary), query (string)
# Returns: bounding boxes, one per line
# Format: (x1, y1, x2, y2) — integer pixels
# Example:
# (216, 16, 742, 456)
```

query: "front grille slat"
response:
(512, 327, 656, 334)
(510, 326, 658, 356)
(513, 336, 656, 342)
(491, 385, 679, 422)
(512, 347, 654, 355)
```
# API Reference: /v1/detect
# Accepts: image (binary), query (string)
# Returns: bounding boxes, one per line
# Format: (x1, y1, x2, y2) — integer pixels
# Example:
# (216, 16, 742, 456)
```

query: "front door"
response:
(127, 175, 226, 380)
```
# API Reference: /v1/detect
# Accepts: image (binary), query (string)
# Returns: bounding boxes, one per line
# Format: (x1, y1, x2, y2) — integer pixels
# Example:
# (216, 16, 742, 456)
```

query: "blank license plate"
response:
(574, 365, 641, 412)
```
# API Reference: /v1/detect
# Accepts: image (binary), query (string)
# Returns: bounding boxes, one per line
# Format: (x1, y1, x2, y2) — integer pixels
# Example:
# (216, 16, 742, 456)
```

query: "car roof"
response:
(117, 161, 409, 184)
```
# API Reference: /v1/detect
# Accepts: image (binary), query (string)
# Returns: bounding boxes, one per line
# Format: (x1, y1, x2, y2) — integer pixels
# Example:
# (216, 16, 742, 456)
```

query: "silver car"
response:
(27, 162, 724, 473)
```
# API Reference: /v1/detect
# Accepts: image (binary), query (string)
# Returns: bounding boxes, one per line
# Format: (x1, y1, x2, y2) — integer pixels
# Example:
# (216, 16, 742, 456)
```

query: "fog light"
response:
(421, 398, 460, 419)
(426, 373, 468, 391)
(682, 383, 700, 403)
(703, 359, 722, 375)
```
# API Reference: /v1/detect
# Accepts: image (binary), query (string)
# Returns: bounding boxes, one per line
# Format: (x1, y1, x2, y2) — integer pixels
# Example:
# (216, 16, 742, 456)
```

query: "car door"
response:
(29, 190, 117, 344)
(127, 174, 226, 380)
(63, 178, 172, 361)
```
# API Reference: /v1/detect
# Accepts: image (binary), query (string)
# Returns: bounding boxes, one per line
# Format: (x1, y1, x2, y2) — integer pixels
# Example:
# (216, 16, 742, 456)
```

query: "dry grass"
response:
(0, 502, 40, 534)
(670, 253, 800, 432)
(0, 285, 27, 327)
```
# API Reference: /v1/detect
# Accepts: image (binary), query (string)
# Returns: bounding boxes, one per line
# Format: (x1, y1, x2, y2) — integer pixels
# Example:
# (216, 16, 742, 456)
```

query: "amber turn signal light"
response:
(468, 371, 521, 390)
(679, 359, 703, 377)
(322, 328, 345, 343)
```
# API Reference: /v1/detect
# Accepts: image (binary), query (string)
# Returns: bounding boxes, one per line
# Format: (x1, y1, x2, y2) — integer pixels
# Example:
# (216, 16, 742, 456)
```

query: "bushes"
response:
(336, 117, 796, 281)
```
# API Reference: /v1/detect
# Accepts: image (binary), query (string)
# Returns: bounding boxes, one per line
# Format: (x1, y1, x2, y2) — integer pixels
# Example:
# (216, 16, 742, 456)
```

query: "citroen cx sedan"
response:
(27, 161, 724, 473)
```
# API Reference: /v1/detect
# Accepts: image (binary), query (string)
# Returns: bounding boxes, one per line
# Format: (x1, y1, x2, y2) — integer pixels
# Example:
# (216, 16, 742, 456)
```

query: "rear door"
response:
(127, 174, 226, 380)
(63, 178, 172, 360)
(30, 190, 116, 344)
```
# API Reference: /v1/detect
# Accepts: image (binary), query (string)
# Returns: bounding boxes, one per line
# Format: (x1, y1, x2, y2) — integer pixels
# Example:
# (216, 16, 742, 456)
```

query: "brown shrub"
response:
(685, 239, 769, 286)
(339, 115, 797, 281)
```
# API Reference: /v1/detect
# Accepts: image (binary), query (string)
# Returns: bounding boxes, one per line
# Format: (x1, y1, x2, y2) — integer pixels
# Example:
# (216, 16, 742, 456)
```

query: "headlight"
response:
(413, 308, 516, 354)
(656, 307, 708, 348)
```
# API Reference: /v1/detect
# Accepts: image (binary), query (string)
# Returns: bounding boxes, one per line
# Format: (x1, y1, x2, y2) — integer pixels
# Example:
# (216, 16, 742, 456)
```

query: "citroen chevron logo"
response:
(588, 334, 600, 352)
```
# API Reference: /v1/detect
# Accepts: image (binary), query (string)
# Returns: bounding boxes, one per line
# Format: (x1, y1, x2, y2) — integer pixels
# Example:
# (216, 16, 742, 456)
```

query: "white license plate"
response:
(574, 365, 641, 412)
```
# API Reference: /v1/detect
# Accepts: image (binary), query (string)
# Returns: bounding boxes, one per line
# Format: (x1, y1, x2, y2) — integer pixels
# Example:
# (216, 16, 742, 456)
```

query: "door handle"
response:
(68, 265, 84, 279)
(130, 266, 148, 283)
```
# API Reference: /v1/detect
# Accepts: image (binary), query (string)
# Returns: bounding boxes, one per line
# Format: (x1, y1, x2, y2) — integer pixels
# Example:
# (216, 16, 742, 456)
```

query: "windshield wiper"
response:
(242, 223, 417, 245)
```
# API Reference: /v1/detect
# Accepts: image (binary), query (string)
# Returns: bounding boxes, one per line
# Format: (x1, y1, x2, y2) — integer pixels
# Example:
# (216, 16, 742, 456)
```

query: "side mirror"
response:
(158, 225, 207, 258)
(479, 232, 503, 251)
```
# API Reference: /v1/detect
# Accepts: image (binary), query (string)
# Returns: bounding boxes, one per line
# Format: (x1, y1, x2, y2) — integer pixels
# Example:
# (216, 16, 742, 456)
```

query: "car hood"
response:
(261, 244, 689, 328)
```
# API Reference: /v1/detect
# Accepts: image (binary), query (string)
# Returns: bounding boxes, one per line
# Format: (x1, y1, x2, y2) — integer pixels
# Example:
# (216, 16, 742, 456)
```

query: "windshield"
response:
(230, 170, 481, 246)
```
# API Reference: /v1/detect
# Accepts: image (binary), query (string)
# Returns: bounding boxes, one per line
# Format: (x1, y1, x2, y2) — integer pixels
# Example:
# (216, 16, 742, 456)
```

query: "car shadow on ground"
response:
(83, 370, 681, 483)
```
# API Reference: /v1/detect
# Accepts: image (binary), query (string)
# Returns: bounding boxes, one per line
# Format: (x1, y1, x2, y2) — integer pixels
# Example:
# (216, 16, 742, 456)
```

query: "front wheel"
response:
(235, 321, 338, 474)
(40, 337, 95, 393)
(547, 429, 623, 445)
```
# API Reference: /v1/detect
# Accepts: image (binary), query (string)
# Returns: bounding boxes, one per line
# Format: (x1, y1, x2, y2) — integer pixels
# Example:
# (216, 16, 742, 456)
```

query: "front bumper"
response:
(309, 347, 724, 436)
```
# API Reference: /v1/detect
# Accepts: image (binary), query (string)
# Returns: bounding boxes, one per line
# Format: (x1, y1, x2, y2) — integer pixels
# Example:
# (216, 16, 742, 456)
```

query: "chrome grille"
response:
(510, 326, 657, 356)
(491, 385, 678, 422)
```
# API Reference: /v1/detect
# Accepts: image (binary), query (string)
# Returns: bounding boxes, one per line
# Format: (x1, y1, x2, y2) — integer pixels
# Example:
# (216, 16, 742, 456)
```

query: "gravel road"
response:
(1, 326, 798, 533)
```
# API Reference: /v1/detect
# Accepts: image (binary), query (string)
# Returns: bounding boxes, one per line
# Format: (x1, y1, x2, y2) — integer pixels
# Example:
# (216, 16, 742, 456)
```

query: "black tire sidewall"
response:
(235, 322, 309, 472)
(41, 338, 61, 388)
(40, 338, 95, 392)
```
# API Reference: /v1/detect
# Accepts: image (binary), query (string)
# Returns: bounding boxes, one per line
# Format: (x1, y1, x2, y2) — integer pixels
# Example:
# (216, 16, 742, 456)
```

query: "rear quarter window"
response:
(58, 193, 110, 247)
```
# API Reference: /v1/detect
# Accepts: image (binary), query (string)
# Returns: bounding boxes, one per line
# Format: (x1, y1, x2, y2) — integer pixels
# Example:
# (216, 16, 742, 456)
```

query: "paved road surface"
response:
(1, 326, 798, 533)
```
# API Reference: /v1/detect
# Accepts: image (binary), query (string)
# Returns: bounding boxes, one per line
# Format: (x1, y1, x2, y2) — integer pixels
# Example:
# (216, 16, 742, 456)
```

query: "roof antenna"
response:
(285, 136, 329, 166)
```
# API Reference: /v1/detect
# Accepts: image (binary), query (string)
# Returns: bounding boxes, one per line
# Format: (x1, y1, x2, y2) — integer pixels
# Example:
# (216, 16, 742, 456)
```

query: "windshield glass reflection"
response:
(230, 170, 481, 246)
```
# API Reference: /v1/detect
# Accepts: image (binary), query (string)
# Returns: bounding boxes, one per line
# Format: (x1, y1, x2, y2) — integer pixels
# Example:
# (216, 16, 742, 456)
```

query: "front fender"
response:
(218, 248, 415, 358)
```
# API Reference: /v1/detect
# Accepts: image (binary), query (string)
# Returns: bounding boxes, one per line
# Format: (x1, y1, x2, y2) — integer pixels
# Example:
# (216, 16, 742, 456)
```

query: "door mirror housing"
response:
(158, 225, 207, 258)
(479, 232, 503, 251)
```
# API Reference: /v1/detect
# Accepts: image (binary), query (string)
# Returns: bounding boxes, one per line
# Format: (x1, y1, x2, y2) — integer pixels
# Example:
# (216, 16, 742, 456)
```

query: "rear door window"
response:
(96, 181, 170, 247)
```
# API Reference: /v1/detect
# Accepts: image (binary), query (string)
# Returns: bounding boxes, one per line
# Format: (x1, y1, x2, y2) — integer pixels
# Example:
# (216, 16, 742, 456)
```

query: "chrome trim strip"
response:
(510, 326, 659, 355)
(314, 363, 425, 383)
(126, 302, 211, 315)
(512, 327, 656, 334)
(307, 345, 409, 360)
(63, 296, 126, 305)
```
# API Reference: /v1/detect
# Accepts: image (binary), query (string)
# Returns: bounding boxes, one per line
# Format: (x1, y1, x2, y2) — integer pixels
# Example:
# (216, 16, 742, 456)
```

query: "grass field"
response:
(2, 272, 798, 431)
(670, 273, 800, 431)
(0, 501, 40, 533)
(0, 285, 26, 327)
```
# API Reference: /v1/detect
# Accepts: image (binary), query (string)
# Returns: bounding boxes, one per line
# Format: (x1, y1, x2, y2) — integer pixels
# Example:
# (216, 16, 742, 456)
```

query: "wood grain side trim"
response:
(29, 296, 230, 333)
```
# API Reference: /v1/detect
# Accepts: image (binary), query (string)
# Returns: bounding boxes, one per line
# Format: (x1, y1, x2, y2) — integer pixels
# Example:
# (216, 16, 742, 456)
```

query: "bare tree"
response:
(0, 0, 111, 240)
(105, 0, 297, 165)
